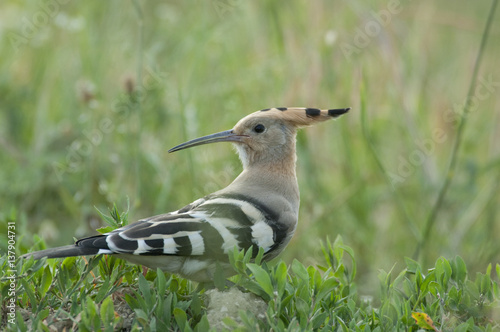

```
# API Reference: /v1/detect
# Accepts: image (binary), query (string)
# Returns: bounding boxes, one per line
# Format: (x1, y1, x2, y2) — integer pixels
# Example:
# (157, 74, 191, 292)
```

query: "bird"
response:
(22, 107, 350, 282)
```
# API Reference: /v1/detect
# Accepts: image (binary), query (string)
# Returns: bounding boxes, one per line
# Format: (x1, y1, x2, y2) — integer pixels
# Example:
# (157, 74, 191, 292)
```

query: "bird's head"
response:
(169, 107, 350, 168)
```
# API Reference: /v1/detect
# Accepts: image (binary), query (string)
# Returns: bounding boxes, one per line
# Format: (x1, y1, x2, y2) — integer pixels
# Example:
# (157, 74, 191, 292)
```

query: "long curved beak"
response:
(168, 130, 247, 153)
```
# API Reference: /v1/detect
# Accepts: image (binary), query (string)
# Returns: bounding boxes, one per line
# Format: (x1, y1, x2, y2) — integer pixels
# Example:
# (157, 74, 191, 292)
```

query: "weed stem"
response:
(414, 0, 498, 260)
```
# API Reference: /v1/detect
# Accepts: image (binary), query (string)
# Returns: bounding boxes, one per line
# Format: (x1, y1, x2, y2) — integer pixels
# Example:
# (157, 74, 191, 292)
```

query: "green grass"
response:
(2, 220, 499, 330)
(1, 0, 500, 330)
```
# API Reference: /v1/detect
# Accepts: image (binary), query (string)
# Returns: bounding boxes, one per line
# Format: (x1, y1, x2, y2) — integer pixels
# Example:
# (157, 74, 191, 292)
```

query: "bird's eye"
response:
(253, 124, 265, 133)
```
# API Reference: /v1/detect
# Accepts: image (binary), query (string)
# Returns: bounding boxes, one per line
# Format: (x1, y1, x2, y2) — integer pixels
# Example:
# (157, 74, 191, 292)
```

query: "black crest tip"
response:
(328, 108, 351, 117)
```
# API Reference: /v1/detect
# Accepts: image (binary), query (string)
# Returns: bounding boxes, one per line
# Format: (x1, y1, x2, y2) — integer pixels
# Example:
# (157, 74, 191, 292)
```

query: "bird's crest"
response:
(256, 107, 350, 128)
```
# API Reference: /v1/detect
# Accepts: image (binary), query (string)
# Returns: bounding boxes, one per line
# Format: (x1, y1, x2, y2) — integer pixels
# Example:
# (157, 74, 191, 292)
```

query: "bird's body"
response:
(23, 107, 349, 282)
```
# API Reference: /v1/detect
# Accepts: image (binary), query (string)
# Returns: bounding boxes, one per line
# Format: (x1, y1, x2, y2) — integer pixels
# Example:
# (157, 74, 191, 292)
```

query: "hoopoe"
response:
(23, 107, 349, 282)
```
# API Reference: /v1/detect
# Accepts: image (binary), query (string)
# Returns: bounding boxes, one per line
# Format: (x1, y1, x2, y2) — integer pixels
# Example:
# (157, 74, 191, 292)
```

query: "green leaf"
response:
(435, 257, 452, 288)
(336, 316, 349, 332)
(316, 277, 339, 302)
(15, 311, 27, 330)
(333, 235, 345, 263)
(298, 284, 312, 305)
(480, 273, 491, 295)
(163, 294, 173, 324)
(100, 296, 115, 326)
(191, 292, 202, 316)
(86, 298, 100, 330)
(486, 263, 492, 277)
(124, 293, 139, 310)
(240, 279, 271, 301)
(281, 294, 293, 309)
(222, 317, 239, 329)
(95, 204, 124, 229)
(448, 286, 459, 309)
(36, 308, 50, 321)
(134, 308, 149, 324)
(420, 271, 435, 294)
(24, 256, 47, 275)
(442, 258, 452, 280)
(466, 279, 480, 300)
(156, 269, 167, 296)
(338, 244, 357, 281)
(195, 315, 210, 332)
(308, 266, 321, 290)
(404, 257, 420, 274)
(39, 265, 52, 297)
(333, 263, 345, 280)
(95, 279, 111, 303)
(254, 246, 265, 265)
(321, 238, 335, 269)
(247, 263, 274, 299)
(452, 256, 467, 284)
(415, 267, 424, 291)
(292, 259, 309, 281)
(311, 312, 328, 329)
(138, 273, 152, 308)
(61, 256, 78, 279)
(239, 310, 260, 329)
(173, 308, 189, 330)
(124, 270, 135, 285)
(96, 226, 115, 234)
(428, 281, 440, 298)
(214, 261, 227, 291)
(295, 297, 310, 317)
(228, 246, 238, 270)
(169, 278, 179, 292)
(274, 261, 288, 297)
(243, 246, 254, 264)
(454, 322, 470, 332)
(20, 279, 37, 307)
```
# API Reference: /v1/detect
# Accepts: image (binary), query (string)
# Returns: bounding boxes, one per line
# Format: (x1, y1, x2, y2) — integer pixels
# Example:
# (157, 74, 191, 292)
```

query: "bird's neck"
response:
(235, 138, 297, 176)
(223, 143, 300, 209)
(247, 149, 297, 177)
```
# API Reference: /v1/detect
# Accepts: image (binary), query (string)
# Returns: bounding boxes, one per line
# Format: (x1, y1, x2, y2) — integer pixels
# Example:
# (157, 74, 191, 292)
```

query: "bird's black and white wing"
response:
(24, 194, 290, 281)
(95, 194, 289, 260)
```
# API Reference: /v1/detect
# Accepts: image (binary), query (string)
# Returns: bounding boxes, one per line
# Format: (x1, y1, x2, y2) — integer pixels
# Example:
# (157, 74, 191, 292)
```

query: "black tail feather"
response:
(22, 234, 110, 260)
(22, 244, 101, 260)
(21, 237, 107, 260)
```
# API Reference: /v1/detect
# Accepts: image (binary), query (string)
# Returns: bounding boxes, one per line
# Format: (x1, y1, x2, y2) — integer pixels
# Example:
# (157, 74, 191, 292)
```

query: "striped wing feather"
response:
(92, 194, 286, 260)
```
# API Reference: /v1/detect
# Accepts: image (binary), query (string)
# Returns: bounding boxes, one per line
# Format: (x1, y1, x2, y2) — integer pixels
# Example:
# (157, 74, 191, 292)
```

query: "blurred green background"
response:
(1, 1, 499, 294)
